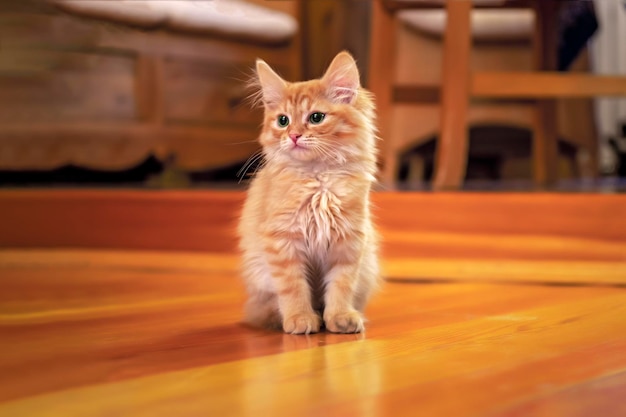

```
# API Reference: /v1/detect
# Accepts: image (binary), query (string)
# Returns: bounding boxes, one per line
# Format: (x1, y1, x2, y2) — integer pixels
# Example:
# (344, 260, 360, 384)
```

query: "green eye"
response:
(277, 114, 289, 128)
(309, 112, 325, 125)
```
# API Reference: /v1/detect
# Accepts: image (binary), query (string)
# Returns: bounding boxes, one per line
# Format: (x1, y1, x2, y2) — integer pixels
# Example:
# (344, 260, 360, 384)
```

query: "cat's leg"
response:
(322, 238, 368, 333)
(353, 243, 381, 313)
(322, 261, 364, 333)
(323, 235, 380, 333)
(243, 290, 282, 330)
(241, 252, 282, 329)
(265, 239, 321, 335)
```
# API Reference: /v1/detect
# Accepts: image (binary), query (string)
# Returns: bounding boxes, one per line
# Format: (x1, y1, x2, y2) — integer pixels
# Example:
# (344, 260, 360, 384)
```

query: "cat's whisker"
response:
(246, 158, 267, 181)
(314, 141, 344, 165)
(243, 153, 265, 175)
(237, 151, 265, 182)
(227, 139, 262, 146)
(238, 162, 262, 183)
(312, 143, 333, 160)
(312, 143, 335, 161)
(237, 150, 263, 177)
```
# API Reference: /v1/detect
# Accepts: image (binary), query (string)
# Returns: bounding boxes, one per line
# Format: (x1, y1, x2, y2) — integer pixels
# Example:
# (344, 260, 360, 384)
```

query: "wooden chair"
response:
(370, 0, 626, 189)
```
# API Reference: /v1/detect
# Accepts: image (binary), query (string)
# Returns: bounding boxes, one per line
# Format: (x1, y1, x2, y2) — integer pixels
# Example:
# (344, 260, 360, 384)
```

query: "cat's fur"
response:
(238, 51, 380, 334)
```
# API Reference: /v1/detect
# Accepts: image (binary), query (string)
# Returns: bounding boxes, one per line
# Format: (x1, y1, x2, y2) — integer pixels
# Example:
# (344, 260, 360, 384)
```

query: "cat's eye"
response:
(277, 114, 290, 128)
(309, 112, 325, 125)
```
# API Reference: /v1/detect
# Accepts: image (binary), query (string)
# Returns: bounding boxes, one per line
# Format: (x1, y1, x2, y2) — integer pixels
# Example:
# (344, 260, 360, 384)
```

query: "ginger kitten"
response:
(238, 51, 380, 334)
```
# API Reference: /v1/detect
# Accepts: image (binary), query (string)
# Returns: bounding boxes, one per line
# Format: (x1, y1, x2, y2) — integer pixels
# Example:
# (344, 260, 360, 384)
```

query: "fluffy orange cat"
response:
(238, 51, 380, 334)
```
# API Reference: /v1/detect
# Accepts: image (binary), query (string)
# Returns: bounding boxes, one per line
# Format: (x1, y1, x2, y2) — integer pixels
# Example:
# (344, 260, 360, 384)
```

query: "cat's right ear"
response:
(256, 59, 287, 108)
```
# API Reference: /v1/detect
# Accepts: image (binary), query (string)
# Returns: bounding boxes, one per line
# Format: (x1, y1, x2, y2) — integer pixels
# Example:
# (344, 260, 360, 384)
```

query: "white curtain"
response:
(591, 0, 626, 172)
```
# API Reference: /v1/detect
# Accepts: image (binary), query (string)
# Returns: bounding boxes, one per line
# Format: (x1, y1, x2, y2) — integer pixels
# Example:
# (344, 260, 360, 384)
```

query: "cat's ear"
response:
(256, 59, 287, 108)
(322, 51, 360, 104)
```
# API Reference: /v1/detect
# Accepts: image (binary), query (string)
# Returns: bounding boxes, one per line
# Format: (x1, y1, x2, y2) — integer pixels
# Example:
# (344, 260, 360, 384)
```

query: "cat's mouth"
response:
(287, 140, 317, 161)
(289, 140, 310, 151)
(290, 144, 311, 158)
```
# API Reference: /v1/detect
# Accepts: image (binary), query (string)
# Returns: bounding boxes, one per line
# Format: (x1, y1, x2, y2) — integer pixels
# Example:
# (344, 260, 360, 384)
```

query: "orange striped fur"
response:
(238, 52, 380, 334)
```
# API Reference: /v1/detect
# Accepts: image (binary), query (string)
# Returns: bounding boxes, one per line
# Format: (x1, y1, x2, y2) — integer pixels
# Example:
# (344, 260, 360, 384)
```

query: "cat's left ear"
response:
(256, 59, 287, 108)
(322, 51, 360, 104)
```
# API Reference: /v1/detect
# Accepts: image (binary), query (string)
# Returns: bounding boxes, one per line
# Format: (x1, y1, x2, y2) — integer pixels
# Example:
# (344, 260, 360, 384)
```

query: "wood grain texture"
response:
(432, 0, 472, 190)
(530, 0, 559, 186)
(472, 72, 626, 98)
(0, 123, 259, 170)
(368, 0, 398, 186)
(1, 248, 626, 416)
(0, 4, 299, 172)
(1, 190, 625, 284)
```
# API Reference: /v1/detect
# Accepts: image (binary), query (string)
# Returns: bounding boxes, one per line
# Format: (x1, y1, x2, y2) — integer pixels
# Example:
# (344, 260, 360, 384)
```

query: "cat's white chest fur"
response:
(299, 172, 351, 254)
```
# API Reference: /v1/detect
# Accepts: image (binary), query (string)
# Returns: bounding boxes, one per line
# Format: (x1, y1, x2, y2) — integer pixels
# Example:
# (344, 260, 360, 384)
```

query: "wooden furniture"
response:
(0, 0, 300, 175)
(300, 0, 372, 81)
(370, 0, 626, 189)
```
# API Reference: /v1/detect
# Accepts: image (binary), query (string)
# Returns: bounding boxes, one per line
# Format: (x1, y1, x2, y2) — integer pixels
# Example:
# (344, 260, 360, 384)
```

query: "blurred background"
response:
(0, 0, 625, 191)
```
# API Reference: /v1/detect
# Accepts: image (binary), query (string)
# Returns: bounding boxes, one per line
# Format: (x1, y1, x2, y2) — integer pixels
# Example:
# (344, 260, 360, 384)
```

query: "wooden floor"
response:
(1, 190, 625, 416)
(1, 248, 626, 417)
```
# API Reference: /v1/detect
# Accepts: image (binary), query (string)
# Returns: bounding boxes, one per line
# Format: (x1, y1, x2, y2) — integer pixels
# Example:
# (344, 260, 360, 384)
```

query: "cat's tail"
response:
(243, 291, 282, 331)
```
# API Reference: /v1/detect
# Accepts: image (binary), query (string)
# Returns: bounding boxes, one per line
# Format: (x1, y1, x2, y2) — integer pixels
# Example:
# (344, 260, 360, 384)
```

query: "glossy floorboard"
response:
(1, 249, 625, 417)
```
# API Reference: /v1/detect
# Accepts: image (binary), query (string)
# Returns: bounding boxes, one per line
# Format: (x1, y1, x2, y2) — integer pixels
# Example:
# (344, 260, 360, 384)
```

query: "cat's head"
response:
(253, 51, 376, 166)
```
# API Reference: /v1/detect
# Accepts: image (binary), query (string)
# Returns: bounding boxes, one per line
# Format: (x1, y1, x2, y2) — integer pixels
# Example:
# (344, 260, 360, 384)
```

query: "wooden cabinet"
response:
(0, 1, 300, 173)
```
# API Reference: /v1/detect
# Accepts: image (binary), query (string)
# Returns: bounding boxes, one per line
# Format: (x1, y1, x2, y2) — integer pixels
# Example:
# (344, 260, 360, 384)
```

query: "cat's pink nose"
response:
(289, 133, 302, 144)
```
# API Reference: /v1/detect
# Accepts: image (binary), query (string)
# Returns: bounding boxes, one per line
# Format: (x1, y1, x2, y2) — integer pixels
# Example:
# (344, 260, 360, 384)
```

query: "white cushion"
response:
(394, 0, 507, 5)
(52, 0, 298, 44)
(53, 0, 167, 27)
(399, 9, 534, 42)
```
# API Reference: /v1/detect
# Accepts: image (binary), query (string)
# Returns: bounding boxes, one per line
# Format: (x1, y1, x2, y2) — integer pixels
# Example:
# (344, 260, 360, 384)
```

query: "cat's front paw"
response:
(324, 310, 364, 333)
(283, 312, 321, 335)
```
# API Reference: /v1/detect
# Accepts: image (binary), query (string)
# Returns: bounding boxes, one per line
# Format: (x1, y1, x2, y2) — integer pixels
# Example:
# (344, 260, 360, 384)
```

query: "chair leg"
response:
(368, 0, 397, 188)
(433, 0, 472, 190)
(531, 0, 560, 187)
(533, 100, 558, 186)
(582, 96, 600, 179)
